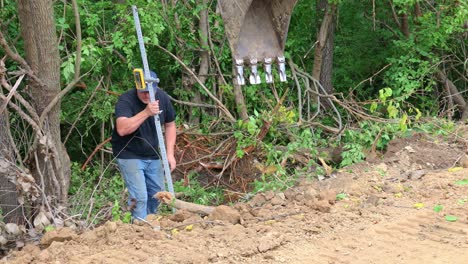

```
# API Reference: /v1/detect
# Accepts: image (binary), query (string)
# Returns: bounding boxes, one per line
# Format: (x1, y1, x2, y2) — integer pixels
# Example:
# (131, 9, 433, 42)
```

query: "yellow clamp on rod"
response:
(133, 68, 146, 91)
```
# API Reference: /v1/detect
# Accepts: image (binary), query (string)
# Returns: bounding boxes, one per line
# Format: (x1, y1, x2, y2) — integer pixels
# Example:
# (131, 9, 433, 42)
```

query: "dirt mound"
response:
(383, 132, 465, 170)
(2, 132, 467, 264)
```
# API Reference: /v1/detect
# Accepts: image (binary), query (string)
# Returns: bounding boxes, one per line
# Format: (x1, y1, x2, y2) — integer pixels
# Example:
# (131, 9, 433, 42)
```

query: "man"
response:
(111, 70, 176, 221)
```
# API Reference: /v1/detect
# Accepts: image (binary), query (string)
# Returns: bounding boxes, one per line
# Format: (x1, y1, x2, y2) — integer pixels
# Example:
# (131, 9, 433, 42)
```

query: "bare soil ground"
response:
(2, 129, 468, 264)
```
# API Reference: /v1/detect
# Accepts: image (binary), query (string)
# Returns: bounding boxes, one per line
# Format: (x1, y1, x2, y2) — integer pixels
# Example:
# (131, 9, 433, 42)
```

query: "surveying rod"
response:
(132, 6, 176, 203)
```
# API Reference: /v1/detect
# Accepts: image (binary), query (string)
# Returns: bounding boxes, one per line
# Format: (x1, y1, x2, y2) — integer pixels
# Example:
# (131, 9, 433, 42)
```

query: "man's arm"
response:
(116, 101, 160, 136)
(164, 121, 177, 171)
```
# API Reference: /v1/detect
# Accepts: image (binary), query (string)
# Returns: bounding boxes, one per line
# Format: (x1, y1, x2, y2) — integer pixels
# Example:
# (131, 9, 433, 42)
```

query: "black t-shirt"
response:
(111, 88, 175, 159)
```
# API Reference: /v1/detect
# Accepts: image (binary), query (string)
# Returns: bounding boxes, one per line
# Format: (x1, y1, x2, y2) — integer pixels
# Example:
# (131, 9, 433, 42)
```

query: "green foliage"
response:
(336, 193, 347, 200)
(381, 1, 466, 116)
(252, 171, 295, 193)
(111, 200, 132, 223)
(328, 0, 394, 95)
(455, 179, 468, 186)
(339, 118, 458, 168)
(287, 1, 316, 62)
(69, 162, 126, 224)
(174, 172, 224, 206)
(433, 204, 443, 213)
(44, 225, 55, 232)
(340, 121, 399, 167)
(341, 143, 366, 167)
(251, 126, 325, 192)
(233, 114, 262, 158)
(444, 215, 458, 222)
(167, 1, 233, 120)
(0, 1, 19, 62)
(384, 53, 435, 99)
(413, 118, 455, 136)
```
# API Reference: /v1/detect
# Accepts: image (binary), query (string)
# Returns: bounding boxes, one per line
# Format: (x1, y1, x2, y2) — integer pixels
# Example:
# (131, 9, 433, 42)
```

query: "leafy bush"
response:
(69, 162, 126, 224)
(174, 172, 225, 206)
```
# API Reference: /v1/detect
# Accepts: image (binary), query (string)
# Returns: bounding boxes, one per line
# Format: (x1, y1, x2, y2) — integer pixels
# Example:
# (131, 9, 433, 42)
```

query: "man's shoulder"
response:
(119, 89, 137, 101)
(156, 88, 170, 99)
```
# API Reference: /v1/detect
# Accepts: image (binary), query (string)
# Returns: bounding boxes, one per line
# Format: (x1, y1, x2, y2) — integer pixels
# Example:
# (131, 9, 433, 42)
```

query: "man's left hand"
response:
(168, 154, 176, 172)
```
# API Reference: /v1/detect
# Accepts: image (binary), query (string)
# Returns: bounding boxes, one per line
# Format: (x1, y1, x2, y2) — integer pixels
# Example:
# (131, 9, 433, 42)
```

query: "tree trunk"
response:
(190, 0, 211, 125)
(319, 4, 336, 96)
(400, 13, 410, 38)
(312, 1, 336, 106)
(17, 0, 71, 208)
(435, 71, 468, 121)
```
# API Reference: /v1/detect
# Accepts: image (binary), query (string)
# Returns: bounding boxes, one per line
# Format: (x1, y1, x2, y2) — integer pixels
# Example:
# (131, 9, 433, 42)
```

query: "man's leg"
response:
(144, 159, 164, 214)
(117, 159, 148, 220)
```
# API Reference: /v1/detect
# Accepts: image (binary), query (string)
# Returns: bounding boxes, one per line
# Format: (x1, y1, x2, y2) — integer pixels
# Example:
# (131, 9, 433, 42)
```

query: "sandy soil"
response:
(2, 130, 467, 264)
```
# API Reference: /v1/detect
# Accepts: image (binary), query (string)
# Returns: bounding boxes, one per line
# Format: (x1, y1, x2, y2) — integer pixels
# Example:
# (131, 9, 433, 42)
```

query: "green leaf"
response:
(444, 215, 458, 222)
(370, 102, 378, 113)
(336, 193, 347, 200)
(387, 104, 398, 119)
(454, 179, 468, 186)
(433, 204, 443, 213)
(415, 108, 422, 120)
(379, 88, 392, 103)
(399, 114, 408, 131)
(122, 212, 132, 224)
(44, 225, 55, 232)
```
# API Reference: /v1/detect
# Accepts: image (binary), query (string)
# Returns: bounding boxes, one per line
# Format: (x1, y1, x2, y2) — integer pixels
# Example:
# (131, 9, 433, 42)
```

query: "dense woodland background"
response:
(0, 0, 466, 228)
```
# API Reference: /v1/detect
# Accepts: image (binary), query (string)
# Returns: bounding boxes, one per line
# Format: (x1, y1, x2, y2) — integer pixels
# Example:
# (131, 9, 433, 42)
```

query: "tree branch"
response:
(155, 44, 235, 122)
(0, 30, 46, 88)
(0, 64, 40, 123)
(167, 93, 216, 108)
(38, 77, 82, 126)
(0, 93, 41, 135)
(388, 0, 401, 28)
(64, 77, 104, 144)
(0, 74, 24, 115)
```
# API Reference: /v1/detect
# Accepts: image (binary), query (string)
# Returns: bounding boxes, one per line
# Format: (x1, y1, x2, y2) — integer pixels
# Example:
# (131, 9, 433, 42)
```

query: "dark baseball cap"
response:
(135, 69, 158, 92)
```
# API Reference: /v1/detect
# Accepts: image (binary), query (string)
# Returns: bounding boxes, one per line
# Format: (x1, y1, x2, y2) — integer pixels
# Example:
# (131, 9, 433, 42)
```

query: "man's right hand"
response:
(145, 100, 160, 116)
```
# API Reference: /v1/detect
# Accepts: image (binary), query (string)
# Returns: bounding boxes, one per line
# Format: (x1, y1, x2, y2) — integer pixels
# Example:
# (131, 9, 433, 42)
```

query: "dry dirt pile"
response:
(2, 131, 468, 264)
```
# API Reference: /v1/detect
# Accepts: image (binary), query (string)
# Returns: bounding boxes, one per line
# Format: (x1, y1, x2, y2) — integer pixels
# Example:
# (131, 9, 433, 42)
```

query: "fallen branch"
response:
(155, 191, 215, 216)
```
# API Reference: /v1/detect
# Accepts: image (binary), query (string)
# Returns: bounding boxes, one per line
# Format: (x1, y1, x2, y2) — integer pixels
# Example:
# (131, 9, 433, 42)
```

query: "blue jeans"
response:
(117, 159, 165, 220)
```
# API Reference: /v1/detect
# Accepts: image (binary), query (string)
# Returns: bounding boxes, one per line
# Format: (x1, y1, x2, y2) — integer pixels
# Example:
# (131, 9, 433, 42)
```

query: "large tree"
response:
(0, 0, 71, 220)
(18, 0, 71, 208)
